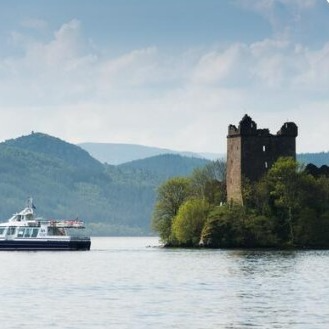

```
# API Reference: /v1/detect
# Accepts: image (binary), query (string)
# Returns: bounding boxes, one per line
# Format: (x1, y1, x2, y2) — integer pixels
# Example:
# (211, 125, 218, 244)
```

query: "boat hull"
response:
(0, 239, 91, 251)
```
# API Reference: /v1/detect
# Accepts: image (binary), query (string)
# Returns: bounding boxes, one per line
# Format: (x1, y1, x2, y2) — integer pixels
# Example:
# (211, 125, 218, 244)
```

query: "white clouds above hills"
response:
(0, 0, 328, 153)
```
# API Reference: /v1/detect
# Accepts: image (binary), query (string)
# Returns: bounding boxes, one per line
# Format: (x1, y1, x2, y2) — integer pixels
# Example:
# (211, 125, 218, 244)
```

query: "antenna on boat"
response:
(27, 197, 36, 210)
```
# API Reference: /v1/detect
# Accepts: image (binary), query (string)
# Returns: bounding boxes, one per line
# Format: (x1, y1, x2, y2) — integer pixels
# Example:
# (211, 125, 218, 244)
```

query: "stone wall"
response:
(226, 115, 298, 204)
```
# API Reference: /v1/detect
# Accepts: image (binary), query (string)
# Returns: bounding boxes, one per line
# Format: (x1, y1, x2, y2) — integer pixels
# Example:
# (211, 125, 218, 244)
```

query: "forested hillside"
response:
(119, 154, 210, 181)
(0, 133, 209, 235)
(1, 132, 327, 236)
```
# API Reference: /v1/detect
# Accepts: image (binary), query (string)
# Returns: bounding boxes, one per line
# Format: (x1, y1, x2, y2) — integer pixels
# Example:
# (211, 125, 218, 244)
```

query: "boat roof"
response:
(0, 199, 85, 228)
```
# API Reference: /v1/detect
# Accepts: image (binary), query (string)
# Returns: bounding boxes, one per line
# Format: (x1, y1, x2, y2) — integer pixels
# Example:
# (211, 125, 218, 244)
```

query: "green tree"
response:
(244, 214, 278, 247)
(266, 157, 302, 245)
(201, 205, 245, 248)
(172, 198, 210, 246)
(152, 177, 191, 244)
(190, 160, 226, 204)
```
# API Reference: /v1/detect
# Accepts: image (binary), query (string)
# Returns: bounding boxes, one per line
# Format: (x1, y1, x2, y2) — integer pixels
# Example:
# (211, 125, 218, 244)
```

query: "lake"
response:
(0, 236, 328, 328)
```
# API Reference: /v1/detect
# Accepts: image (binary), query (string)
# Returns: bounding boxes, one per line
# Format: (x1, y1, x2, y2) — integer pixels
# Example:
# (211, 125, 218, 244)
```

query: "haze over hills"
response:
(79, 142, 329, 167)
(79, 142, 222, 165)
(297, 152, 329, 167)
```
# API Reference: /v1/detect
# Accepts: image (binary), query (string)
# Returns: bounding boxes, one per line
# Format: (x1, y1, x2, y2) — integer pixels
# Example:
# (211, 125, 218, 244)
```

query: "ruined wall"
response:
(226, 134, 242, 204)
(226, 115, 298, 204)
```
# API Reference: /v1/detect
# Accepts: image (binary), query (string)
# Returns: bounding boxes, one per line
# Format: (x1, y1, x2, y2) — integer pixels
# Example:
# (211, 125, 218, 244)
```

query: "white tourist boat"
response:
(0, 199, 91, 250)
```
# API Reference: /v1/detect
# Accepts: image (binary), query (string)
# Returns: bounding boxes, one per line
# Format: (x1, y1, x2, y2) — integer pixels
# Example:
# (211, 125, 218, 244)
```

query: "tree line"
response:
(152, 157, 329, 248)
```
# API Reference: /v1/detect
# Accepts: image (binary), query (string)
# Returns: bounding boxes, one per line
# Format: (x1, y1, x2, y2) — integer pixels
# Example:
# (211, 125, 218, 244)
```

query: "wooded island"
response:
(152, 116, 329, 248)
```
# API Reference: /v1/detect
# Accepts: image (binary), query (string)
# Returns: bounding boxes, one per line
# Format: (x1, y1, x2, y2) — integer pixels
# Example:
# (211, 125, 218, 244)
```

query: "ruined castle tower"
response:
(226, 114, 298, 204)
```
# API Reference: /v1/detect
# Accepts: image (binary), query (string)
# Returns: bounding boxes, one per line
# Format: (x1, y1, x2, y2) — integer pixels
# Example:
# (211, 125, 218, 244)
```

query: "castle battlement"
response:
(226, 114, 298, 204)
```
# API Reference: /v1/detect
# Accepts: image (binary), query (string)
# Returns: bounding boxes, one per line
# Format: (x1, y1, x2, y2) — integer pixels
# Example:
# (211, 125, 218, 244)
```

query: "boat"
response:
(0, 199, 91, 251)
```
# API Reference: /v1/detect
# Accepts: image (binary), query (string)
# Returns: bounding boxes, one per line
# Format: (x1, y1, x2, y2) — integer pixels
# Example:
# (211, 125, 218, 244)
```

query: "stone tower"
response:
(226, 114, 298, 204)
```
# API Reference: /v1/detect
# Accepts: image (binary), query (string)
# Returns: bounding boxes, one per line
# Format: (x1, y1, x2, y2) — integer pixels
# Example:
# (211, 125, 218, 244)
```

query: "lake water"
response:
(1, 237, 329, 328)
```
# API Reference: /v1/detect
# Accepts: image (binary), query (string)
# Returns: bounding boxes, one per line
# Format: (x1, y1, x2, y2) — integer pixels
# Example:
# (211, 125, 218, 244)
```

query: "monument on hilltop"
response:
(226, 114, 298, 204)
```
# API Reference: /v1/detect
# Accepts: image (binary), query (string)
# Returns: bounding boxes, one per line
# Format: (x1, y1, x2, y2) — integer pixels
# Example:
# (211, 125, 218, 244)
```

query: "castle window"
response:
(263, 145, 266, 152)
(265, 161, 268, 169)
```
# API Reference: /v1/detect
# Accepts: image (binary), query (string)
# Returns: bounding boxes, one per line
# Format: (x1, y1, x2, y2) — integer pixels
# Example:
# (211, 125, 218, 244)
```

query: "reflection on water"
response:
(0, 237, 328, 328)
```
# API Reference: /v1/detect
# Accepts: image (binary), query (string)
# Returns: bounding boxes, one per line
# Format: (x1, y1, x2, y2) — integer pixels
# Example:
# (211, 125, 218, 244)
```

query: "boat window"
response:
(7, 227, 16, 235)
(0, 228, 5, 235)
(24, 228, 32, 238)
(32, 229, 39, 237)
(18, 228, 25, 237)
(26, 214, 33, 221)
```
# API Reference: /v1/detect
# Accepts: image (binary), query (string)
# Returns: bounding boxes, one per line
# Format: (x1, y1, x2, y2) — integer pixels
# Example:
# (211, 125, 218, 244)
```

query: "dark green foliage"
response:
(153, 157, 329, 249)
(120, 154, 210, 182)
(201, 206, 245, 248)
(5, 132, 103, 172)
(151, 160, 227, 246)
(0, 133, 208, 235)
(152, 177, 192, 244)
(190, 160, 226, 204)
(304, 163, 329, 178)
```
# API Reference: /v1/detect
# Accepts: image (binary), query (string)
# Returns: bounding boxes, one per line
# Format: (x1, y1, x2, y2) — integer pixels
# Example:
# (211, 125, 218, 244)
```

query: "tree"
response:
(172, 198, 210, 246)
(190, 160, 226, 204)
(266, 157, 302, 245)
(201, 205, 245, 248)
(244, 214, 278, 247)
(152, 177, 191, 244)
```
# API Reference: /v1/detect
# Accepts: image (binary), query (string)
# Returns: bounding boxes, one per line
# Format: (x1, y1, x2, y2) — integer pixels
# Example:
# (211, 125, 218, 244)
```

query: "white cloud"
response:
(26, 19, 84, 67)
(292, 43, 329, 92)
(191, 44, 246, 85)
(0, 16, 329, 153)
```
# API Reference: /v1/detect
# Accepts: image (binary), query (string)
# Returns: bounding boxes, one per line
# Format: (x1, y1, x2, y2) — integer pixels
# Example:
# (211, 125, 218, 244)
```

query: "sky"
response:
(0, 0, 329, 154)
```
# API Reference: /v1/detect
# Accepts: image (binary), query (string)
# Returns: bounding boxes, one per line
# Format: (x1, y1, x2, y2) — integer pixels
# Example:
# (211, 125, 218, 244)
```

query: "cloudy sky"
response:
(0, 0, 329, 154)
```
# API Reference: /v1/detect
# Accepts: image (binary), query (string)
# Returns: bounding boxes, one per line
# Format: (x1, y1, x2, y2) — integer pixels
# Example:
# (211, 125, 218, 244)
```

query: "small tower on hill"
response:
(226, 114, 298, 204)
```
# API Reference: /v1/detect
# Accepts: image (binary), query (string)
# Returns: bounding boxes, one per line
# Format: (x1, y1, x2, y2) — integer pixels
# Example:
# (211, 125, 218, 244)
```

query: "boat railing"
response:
(31, 219, 86, 228)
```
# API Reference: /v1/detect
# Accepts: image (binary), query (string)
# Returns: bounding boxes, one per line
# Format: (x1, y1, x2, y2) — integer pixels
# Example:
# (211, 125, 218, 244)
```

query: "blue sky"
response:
(0, 0, 329, 154)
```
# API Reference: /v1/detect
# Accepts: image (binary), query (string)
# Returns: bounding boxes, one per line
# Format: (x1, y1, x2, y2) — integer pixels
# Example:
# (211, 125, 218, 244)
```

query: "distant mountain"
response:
(6, 133, 103, 172)
(79, 142, 329, 167)
(2, 133, 327, 236)
(0, 133, 211, 236)
(119, 154, 210, 181)
(297, 152, 329, 167)
(79, 142, 221, 165)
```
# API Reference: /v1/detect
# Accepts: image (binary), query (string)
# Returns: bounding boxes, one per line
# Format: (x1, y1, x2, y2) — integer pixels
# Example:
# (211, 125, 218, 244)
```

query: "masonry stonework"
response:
(226, 114, 298, 204)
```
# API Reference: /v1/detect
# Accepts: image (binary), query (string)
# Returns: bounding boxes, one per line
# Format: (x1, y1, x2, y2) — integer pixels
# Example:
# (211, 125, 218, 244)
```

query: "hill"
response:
(79, 142, 221, 164)
(119, 154, 210, 181)
(79, 142, 329, 167)
(297, 152, 329, 167)
(1, 133, 327, 235)
(0, 133, 210, 235)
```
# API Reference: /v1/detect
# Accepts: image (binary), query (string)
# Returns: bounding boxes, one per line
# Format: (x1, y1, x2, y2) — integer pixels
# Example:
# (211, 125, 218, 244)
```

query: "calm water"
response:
(0, 237, 329, 328)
